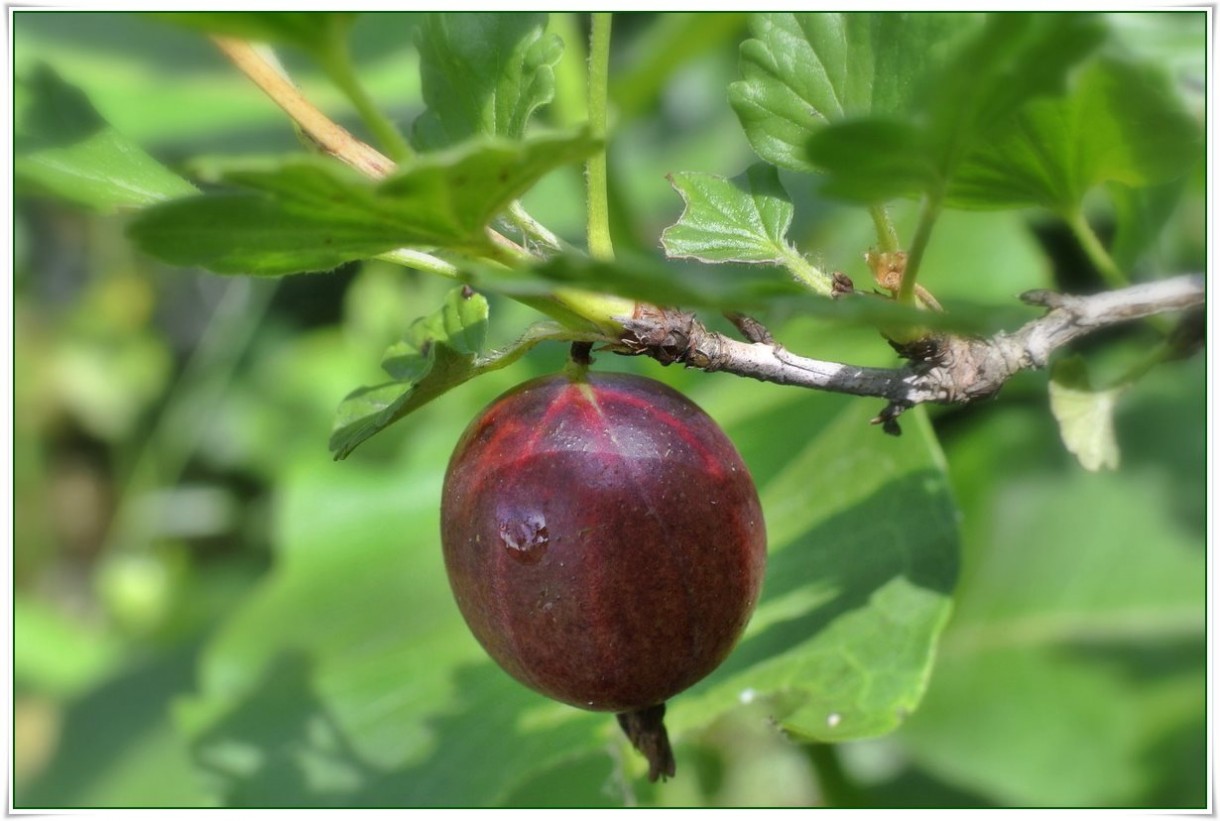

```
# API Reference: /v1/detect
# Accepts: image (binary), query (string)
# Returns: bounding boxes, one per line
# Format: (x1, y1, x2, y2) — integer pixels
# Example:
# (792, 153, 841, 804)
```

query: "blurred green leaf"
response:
(1048, 357, 1122, 472)
(128, 133, 600, 275)
(611, 12, 748, 119)
(729, 12, 970, 172)
(805, 13, 1106, 203)
(898, 466, 1204, 806)
(413, 13, 561, 149)
(15, 596, 124, 699)
(802, 119, 935, 202)
(1109, 178, 1192, 274)
(661, 163, 798, 265)
(15, 64, 196, 211)
(174, 448, 612, 806)
(155, 12, 358, 57)
(950, 57, 1203, 210)
(18, 643, 211, 807)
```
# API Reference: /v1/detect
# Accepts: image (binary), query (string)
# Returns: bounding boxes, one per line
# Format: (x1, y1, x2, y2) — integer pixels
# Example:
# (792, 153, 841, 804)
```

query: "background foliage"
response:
(12, 11, 1207, 808)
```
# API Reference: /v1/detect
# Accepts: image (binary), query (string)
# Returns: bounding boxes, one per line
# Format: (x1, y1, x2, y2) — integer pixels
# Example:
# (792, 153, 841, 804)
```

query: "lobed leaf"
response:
(15, 64, 196, 211)
(729, 12, 971, 173)
(128, 132, 600, 276)
(330, 287, 488, 459)
(661, 163, 797, 265)
(413, 13, 562, 150)
(330, 303, 580, 460)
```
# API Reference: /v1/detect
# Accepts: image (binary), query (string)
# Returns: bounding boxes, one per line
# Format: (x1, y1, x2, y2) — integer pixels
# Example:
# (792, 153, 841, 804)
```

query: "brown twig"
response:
(211, 36, 397, 180)
(616, 275, 1205, 433)
(211, 35, 531, 260)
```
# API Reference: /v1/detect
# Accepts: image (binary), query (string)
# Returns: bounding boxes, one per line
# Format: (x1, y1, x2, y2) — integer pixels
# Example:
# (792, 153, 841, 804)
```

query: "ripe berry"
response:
(440, 371, 767, 780)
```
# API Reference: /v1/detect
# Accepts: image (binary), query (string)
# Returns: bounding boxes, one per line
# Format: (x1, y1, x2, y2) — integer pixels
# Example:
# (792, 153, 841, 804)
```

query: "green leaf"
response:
(330, 288, 488, 459)
(1109, 178, 1192, 274)
(661, 163, 798, 265)
(15, 64, 196, 211)
(413, 13, 562, 149)
(805, 13, 1106, 203)
(380, 287, 488, 381)
(950, 57, 1203, 211)
(154, 12, 358, 57)
(128, 133, 600, 276)
(665, 399, 958, 744)
(330, 304, 581, 461)
(899, 465, 1204, 805)
(729, 12, 971, 172)
(1048, 357, 1122, 472)
(802, 119, 935, 202)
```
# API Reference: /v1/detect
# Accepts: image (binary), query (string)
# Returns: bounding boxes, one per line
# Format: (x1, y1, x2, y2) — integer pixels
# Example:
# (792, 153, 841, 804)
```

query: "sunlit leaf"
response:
(661, 163, 797, 265)
(413, 13, 562, 149)
(729, 12, 971, 172)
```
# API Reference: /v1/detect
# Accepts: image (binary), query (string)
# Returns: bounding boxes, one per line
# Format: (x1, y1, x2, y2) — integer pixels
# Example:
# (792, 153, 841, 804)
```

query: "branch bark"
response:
(615, 274, 1205, 433)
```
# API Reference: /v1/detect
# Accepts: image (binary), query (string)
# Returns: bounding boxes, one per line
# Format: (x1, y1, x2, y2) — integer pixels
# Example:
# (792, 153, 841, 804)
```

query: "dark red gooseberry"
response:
(440, 371, 767, 779)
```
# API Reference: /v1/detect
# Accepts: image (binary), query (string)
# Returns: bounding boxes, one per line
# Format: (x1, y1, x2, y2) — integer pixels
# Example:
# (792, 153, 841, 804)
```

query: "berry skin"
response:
(440, 372, 766, 730)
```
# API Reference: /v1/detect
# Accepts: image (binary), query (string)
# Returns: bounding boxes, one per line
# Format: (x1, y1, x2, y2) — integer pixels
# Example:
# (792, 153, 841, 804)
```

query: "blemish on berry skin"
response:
(498, 513, 549, 563)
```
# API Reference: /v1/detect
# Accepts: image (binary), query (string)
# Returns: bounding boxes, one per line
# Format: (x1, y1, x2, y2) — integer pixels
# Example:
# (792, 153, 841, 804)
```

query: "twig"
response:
(616, 275, 1205, 433)
(211, 36, 397, 180)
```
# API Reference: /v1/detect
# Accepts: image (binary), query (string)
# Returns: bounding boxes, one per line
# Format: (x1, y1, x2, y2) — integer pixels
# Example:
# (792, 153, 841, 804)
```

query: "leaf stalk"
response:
(586, 12, 615, 261)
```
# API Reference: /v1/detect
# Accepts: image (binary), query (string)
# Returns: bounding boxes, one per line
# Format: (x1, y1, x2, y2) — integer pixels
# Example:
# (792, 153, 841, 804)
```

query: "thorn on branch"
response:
(871, 403, 908, 436)
(830, 272, 856, 299)
(724, 312, 775, 344)
(1019, 288, 1067, 309)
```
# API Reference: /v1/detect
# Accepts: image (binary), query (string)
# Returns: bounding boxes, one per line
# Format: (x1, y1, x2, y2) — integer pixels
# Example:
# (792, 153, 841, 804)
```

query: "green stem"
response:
(375, 248, 460, 278)
(1065, 208, 1128, 289)
(899, 193, 942, 306)
(507, 201, 570, 253)
(780, 246, 834, 297)
(586, 12, 615, 261)
(869, 204, 900, 253)
(321, 39, 412, 163)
